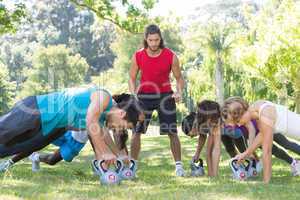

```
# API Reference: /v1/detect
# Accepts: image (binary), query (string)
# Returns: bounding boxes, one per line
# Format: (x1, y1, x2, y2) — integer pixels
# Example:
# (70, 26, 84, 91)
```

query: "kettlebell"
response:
(190, 158, 205, 177)
(229, 159, 247, 181)
(246, 158, 258, 177)
(120, 159, 137, 180)
(92, 159, 123, 185)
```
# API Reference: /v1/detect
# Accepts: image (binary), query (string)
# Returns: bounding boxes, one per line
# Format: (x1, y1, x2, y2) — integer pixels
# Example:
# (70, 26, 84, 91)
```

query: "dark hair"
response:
(181, 112, 196, 135)
(112, 93, 132, 103)
(112, 93, 144, 127)
(143, 24, 165, 49)
(117, 129, 129, 151)
(196, 100, 221, 125)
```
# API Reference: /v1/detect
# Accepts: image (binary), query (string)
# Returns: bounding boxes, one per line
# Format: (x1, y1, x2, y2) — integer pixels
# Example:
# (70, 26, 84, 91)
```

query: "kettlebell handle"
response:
(99, 160, 108, 173)
(115, 159, 123, 173)
(230, 159, 239, 171)
(129, 159, 136, 170)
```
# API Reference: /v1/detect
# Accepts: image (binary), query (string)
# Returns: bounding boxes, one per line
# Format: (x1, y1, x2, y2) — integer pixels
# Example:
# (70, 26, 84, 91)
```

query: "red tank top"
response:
(135, 48, 174, 94)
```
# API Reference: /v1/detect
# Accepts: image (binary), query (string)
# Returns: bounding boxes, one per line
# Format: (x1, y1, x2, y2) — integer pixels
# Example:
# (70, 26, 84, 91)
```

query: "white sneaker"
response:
(0, 159, 14, 172)
(29, 152, 40, 172)
(291, 160, 300, 176)
(175, 167, 185, 177)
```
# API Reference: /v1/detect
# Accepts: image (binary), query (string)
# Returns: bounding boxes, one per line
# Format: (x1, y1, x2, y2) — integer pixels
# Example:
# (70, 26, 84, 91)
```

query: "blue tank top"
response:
(36, 87, 113, 135)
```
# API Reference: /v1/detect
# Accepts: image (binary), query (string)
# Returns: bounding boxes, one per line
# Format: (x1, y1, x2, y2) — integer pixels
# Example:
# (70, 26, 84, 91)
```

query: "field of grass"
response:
(1, 133, 300, 200)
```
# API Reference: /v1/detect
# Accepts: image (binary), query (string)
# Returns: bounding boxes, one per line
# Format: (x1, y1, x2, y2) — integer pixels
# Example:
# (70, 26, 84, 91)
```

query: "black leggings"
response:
(221, 135, 248, 158)
(271, 133, 300, 164)
(0, 128, 66, 158)
(222, 133, 300, 164)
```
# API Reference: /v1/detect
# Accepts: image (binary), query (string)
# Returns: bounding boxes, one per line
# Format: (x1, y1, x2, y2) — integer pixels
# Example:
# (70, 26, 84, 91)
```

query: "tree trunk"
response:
(295, 91, 300, 114)
(215, 53, 224, 105)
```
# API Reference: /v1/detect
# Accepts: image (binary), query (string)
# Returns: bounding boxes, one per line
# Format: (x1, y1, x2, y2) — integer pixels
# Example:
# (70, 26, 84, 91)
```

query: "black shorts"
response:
(135, 92, 177, 135)
(0, 96, 67, 157)
(0, 96, 41, 146)
(0, 128, 66, 158)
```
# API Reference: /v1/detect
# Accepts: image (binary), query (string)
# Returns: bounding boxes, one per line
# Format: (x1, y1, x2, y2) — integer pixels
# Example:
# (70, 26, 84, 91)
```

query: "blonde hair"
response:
(221, 96, 249, 120)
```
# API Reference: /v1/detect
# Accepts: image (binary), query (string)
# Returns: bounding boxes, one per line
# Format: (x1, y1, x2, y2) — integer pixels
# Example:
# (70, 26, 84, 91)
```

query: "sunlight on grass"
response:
(1, 134, 300, 200)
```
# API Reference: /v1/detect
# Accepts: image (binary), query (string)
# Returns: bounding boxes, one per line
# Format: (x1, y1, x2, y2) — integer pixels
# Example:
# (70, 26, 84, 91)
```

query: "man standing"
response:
(129, 24, 185, 176)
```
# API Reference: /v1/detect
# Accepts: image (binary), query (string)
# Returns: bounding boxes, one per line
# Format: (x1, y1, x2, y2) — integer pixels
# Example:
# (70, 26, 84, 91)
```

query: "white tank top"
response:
(258, 101, 290, 134)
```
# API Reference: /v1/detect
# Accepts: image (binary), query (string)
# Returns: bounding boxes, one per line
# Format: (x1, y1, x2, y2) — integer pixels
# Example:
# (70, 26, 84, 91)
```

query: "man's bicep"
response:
(130, 55, 139, 78)
(171, 55, 182, 78)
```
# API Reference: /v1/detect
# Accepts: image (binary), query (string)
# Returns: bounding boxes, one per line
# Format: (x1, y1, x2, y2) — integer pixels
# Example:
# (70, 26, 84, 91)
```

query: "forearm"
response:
(245, 133, 263, 156)
(176, 77, 184, 94)
(103, 130, 120, 155)
(206, 135, 214, 176)
(194, 135, 206, 158)
(87, 124, 112, 159)
(129, 78, 137, 94)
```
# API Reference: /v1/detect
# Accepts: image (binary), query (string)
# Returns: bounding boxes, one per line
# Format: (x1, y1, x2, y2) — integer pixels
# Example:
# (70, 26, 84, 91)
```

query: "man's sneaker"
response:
(29, 152, 40, 172)
(175, 167, 185, 177)
(291, 160, 300, 176)
(0, 159, 14, 172)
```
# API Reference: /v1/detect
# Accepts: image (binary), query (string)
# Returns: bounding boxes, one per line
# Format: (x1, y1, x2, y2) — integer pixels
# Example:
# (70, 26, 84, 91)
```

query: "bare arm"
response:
(246, 121, 256, 146)
(129, 54, 139, 95)
(206, 134, 214, 177)
(86, 91, 115, 163)
(193, 134, 207, 161)
(171, 54, 185, 101)
(260, 107, 275, 183)
(103, 129, 120, 155)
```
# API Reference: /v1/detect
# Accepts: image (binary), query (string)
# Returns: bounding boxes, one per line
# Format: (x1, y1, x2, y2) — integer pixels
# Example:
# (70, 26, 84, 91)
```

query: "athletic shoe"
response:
(291, 160, 300, 176)
(29, 152, 40, 172)
(175, 167, 186, 177)
(0, 159, 14, 172)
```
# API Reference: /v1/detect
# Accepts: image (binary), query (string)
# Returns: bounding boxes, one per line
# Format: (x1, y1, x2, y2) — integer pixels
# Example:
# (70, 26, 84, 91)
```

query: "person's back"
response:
(37, 86, 113, 135)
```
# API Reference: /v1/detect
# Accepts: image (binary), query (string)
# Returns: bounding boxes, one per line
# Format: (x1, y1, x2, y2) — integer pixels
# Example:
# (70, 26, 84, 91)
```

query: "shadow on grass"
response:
(1, 136, 300, 200)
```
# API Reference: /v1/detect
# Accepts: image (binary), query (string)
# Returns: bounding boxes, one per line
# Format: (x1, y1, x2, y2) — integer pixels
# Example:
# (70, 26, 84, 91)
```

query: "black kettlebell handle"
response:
(115, 159, 123, 173)
(129, 159, 136, 170)
(231, 159, 239, 171)
(99, 160, 108, 173)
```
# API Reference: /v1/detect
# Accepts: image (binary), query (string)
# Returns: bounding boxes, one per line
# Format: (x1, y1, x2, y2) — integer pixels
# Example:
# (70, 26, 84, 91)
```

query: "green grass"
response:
(1, 135, 300, 200)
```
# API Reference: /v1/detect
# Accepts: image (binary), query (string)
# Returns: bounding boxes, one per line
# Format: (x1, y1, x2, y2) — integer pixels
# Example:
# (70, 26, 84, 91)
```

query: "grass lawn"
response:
(1, 133, 300, 200)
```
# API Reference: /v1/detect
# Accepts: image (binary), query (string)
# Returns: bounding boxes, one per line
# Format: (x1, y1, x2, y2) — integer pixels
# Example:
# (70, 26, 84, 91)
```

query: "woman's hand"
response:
(234, 151, 248, 163)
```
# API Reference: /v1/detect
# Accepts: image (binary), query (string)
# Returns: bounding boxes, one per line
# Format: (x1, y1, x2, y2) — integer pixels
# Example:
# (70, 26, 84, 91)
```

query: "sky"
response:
(150, 0, 218, 17)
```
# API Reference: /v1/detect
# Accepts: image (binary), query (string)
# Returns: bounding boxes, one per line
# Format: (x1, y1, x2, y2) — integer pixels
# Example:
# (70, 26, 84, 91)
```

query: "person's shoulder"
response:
(163, 47, 175, 55)
(135, 48, 145, 55)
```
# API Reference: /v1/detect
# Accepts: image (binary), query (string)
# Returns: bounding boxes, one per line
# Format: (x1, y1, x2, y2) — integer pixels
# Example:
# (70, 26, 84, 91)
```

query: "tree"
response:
(238, 0, 300, 111)
(0, 62, 14, 114)
(18, 45, 89, 97)
(202, 23, 235, 104)
(70, 0, 158, 33)
(0, 0, 26, 35)
(31, 0, 116, 75)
